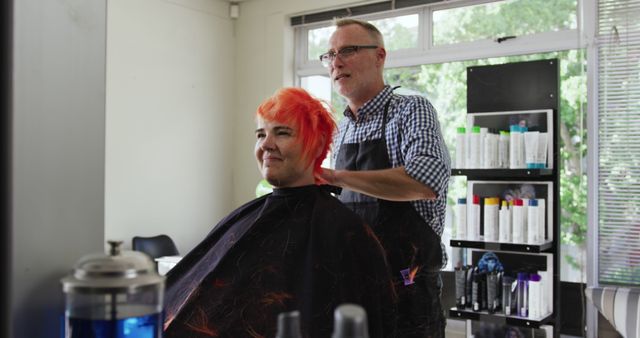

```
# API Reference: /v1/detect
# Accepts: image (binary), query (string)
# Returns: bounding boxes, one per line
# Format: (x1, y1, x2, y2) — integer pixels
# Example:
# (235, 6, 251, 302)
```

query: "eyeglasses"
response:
(319, 45, 378, 68)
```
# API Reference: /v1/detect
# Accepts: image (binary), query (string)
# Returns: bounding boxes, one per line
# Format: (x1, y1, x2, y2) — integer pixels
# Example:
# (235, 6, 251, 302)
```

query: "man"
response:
(319, 18, 451, 338)
(163, 87, 396, 338)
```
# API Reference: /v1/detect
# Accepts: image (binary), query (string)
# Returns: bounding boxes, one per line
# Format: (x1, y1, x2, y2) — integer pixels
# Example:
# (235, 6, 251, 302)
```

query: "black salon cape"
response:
(163, 185, 397, 338)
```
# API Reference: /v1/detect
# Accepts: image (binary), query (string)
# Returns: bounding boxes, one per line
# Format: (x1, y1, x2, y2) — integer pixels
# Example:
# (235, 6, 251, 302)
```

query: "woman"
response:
(163, 87, 396, 338)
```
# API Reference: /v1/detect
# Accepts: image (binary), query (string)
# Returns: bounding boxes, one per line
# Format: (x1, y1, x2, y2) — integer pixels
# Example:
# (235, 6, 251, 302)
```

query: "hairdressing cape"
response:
(163, 185, 397, 338)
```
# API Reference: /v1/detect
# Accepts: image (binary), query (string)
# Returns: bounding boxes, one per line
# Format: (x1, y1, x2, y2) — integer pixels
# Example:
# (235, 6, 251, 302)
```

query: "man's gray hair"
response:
(333, 18, 385, 47)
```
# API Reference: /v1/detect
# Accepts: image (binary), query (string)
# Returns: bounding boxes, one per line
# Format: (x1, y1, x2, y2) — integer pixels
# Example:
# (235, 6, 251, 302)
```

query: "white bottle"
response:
(520, 126, 528, 168)
(527, 199, 539, 244)
(521, 198, 529, 243)
(512, 199, 524, 243)
(483, 197, 499, 241)
(538, 198, 547, 242)
(528, 274, 542, 319)
(455, 198, 467, 239)
(537, 132, 548, 168)
(468, 195, 481, 240)
(482, 132, 491, 169)
(498, 200, 511, 243)
(455, 127, 466, 169)
(498, 131, 510, 168)
(484, 133, 499, 169)
(538, 270, 552, 315)
(468, 126, 481, 168)
(509, 125, 519, 168)
(480, 127, 488, 168)
(524, 131, 540, 169)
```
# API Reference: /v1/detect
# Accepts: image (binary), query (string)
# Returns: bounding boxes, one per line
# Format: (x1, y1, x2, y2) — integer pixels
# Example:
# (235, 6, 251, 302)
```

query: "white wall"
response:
(11, 0, 107, 337)
(105, 0, 235, 253)
(232, 0, 363, 206)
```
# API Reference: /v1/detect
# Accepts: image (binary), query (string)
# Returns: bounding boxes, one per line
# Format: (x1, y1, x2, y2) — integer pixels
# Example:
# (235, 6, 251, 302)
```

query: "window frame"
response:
(294, 0, 587, 80)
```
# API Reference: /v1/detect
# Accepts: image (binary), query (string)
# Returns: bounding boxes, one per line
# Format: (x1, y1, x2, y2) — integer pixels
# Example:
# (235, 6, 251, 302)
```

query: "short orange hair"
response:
(256, 87, 336, 183)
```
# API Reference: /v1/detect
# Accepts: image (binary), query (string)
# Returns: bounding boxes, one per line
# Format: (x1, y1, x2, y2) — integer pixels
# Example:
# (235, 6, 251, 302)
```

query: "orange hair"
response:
(256, 87, 336, 183)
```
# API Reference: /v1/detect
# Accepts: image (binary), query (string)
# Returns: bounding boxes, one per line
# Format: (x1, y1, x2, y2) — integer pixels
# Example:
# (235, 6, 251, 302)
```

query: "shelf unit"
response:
(451, 169, 555, 179)
(448, 59, 561, 338)
(449, 308, 554, 329)
(449, 239, 554, 253)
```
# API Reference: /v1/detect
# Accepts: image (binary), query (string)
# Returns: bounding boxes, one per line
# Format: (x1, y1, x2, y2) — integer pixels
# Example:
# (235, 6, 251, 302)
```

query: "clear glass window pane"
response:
(308, 26, 336, 62)
(301, 75, 332, 103)
(306, 14, 419, 61)
(300, 75, 347, 120)
(383, 50, 587, 282)
(432, 0, 578, 46)
(370, 14, 419, 51)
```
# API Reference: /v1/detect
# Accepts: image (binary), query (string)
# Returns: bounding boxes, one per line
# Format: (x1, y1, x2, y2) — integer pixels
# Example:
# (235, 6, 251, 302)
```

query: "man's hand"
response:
(319, 168, 338, 185)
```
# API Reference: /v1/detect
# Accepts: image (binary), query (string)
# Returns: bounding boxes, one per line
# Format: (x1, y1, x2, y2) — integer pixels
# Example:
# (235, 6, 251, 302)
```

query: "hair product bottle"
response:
(455, 127, 466, 169)
(455, 198, 467, 239)
(455, 266, 467, 309)
(484, 197, 499, 241)
(487, 271, 499, 314)
(528, 274, 542, 319)
(512, 199, 524, 243)
(527, 199, 539, 244)
(516, 272, 529, 317)
(498, 130, 510, 168)
(502, 276, 514, 316)
(499, 200, 511, 243)
(469, 126, 481, 168)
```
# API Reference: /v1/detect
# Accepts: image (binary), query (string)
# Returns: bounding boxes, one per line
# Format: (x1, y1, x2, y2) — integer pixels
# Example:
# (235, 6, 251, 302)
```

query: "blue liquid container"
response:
(67, 313, 162, 338)
(62, 241, 165, 338)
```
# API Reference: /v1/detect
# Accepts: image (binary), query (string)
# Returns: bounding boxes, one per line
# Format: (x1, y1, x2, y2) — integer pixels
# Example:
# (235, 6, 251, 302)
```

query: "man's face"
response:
(327, 24, 383, 104)
(255, 117, 315, 188)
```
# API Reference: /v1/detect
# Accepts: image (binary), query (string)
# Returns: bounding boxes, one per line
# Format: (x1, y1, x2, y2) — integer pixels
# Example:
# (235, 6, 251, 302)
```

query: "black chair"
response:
(132, 234, 180, 261)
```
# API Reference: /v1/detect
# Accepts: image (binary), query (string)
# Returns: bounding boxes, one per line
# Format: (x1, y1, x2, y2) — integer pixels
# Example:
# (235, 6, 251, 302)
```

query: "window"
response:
(595, 0, 640, 286)
(370, 14, 420, 51)
(432, 0, 578, 46)
(296, 0, 586, 282)
(308, 27, 335, 62)
(305, 13, 420, 64)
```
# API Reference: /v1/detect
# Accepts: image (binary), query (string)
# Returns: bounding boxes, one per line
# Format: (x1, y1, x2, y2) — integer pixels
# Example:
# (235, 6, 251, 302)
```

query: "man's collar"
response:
(342, 85, 393, 121)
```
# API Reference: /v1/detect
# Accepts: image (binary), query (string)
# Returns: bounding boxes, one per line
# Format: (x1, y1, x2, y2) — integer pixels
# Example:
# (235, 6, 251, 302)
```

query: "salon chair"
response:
(132, 234, 179, 261)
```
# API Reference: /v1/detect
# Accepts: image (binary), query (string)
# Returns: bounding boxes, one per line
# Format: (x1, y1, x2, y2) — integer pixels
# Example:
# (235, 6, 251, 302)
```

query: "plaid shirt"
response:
(332, 86, 451, 268)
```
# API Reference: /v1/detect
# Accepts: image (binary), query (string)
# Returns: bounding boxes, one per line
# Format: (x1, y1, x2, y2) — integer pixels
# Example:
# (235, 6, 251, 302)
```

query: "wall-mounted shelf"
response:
(449, 239, 554, 253)
(449, 308, 553, 329)
(451, 169, 555, 179)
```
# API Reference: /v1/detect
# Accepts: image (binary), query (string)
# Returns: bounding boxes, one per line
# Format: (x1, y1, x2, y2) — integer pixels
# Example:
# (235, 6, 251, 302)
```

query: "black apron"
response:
(335, 95, 446, 338)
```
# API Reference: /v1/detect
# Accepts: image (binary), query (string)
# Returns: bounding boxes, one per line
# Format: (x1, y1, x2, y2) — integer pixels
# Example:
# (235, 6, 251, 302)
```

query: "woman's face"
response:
(255, 117, 315, 188)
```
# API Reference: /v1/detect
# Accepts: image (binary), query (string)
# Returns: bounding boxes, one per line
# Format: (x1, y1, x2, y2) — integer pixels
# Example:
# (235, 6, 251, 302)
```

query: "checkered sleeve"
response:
(400, 97, 451, 198)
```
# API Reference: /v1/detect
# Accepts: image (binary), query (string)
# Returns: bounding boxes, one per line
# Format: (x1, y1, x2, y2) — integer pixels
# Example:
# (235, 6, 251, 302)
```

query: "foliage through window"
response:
(433, 0, 577, 46)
